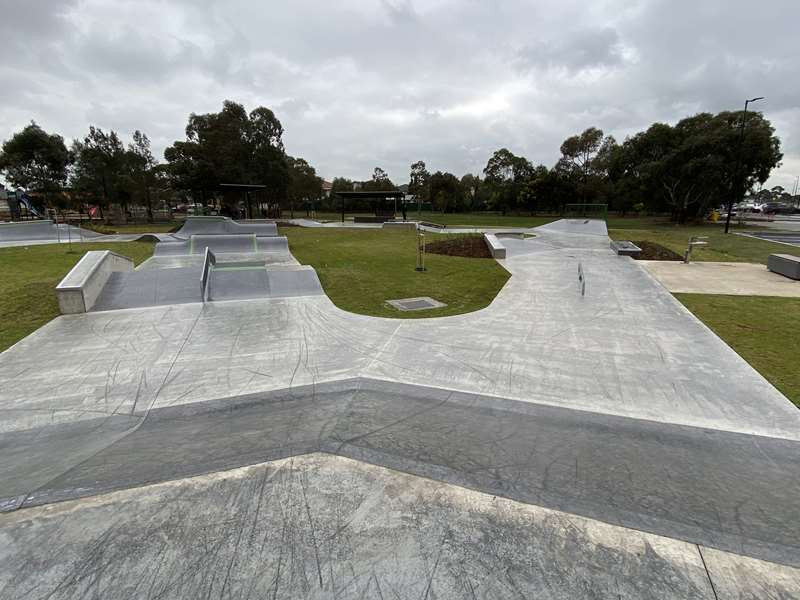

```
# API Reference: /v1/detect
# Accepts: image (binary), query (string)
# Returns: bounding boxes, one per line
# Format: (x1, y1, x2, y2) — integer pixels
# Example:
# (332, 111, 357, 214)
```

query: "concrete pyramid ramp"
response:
(173, 216, 278, 238)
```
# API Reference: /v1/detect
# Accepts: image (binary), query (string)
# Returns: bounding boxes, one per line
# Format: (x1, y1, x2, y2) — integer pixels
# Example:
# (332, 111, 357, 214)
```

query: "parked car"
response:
(761, 202, 795, 215)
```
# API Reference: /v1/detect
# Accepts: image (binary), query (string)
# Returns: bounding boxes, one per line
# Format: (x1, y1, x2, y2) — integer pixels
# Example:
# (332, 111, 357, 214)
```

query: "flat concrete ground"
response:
(641, 260, 800, 296)
(1, 219, 799, 597)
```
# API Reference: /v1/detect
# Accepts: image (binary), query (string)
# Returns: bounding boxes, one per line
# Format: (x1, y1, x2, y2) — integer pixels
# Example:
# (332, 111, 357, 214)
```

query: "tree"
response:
(331, 177, 355, 193)
(483, 148, 535, 214)
(515, 164, 549, 214)
(360, 167, 396, 191)
(0, 122, 70, 210)
(408, 160, 430, 201)
(556, 127, 616, 204)
(428, 171, 463, 213)
(164, 100, 288, 205)
(460, 173, 483, 211)
(557, 127, 604, 177)
(608, 111, 782, 221)
(247, 106, 288, 206)
(71, 126, 128, 217)
(287, 156, 322, 217)
(127, 130, 159, 222)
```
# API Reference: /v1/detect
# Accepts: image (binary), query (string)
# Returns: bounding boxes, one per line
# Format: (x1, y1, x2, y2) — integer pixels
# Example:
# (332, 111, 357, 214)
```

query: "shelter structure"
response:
(333, 190, 406, 222)
(220, 183, 278, 219)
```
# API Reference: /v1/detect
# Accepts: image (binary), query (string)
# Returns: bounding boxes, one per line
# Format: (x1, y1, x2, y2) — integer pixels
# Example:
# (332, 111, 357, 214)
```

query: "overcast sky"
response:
(1, 0, 798, 190)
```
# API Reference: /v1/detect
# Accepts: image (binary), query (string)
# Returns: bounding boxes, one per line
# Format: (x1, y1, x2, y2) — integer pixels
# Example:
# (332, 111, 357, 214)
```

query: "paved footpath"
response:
(641, 259, 800, 296)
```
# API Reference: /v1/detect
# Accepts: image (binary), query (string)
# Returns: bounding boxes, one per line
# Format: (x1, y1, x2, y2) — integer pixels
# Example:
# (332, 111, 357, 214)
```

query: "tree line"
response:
(0, 100, 323, 221)
(405, 112, 782, 222)
(0, 100, 784, 222)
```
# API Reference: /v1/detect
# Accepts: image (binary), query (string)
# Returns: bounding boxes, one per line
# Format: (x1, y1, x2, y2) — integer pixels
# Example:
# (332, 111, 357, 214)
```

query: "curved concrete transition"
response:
(0, 219, 103, 246)
(154, 233, 289, 256)
(2, 219, 800, 597)
(173, 215, 278, 238)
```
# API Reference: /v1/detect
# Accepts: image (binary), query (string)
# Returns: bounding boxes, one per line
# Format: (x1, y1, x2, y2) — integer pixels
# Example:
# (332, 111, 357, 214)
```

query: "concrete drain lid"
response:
(386, 296, 447, 311)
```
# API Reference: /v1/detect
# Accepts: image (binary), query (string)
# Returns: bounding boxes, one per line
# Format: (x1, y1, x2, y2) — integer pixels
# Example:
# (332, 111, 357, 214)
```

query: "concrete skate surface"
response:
(1, 219, 799, 596)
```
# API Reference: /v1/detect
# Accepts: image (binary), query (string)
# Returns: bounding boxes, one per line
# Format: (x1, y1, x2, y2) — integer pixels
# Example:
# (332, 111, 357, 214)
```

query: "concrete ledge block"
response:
(56, 251, 134, 313)
(611, 240, 642, 257)
(382, 221, 417, 231)
(484, 233, 506, 259)
(767, 254, 800, 280)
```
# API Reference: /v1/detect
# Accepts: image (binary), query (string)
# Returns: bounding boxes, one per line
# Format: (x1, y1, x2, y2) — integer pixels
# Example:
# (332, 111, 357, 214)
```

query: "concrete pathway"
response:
(641, 260, 800, 297)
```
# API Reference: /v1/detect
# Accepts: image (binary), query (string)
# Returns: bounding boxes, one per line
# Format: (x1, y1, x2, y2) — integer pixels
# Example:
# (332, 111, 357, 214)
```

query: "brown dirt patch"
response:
(426, 235, 492, 258)
(631, 240, 683, 261)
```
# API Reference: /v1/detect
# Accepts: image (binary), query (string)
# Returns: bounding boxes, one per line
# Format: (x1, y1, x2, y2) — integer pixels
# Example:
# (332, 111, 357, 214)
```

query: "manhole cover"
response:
(386, 296, 447, 311)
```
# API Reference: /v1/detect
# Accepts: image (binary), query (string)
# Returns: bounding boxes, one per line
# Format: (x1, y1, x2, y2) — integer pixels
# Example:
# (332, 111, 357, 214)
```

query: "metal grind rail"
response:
(201, 247, 216, 302)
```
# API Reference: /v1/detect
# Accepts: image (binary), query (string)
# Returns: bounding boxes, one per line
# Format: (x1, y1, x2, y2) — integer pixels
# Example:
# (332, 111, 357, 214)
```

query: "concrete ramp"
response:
(154, 234, 289, 256)
(207, 265, 323, 302)
(88, 263, 323, 311)
(535, 218, 608, 237)
(173, 216, 278, 238)
(92, 267, 202, 310)
(0, 220, 101, 242)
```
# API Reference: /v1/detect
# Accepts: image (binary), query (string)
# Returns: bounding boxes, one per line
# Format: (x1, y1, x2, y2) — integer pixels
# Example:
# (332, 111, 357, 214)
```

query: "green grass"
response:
(300, 211, 560, 228)
(83, 222, 179, 234)
(610, 222, 800, 264)
(676, 294, 800, 407)
(302, 211, 703, 230)
(282, 228, 510, 318)
(0, 242, 155, 351)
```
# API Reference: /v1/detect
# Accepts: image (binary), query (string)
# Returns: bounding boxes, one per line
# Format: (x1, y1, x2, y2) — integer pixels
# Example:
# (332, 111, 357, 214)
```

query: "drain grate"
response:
(386, 296, 447, 311)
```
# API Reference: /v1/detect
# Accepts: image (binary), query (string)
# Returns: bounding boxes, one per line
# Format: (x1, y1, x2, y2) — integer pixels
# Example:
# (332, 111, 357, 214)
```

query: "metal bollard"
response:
(684, 236, 708, 263)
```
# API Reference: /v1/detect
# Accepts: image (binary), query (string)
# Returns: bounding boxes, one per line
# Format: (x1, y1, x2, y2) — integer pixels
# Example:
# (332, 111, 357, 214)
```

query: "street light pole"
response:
(724, 96, 764, 233)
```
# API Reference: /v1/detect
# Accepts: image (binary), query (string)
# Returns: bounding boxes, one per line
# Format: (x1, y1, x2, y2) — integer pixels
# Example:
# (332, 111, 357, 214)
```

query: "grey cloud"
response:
(380, 0, 418, 25)
(516, 27, 624, 74)
(0, 0, 799, 187)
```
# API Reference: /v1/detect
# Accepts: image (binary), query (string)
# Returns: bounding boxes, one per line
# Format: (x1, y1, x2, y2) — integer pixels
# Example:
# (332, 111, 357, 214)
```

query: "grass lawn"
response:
(83, 222, 179, 234)
(610, 222, 800, 264)
(300, 211, 560, 228)
(282, 228, 510, 318)
(0, 242, 155, 351)
(676, 293, 800, 408)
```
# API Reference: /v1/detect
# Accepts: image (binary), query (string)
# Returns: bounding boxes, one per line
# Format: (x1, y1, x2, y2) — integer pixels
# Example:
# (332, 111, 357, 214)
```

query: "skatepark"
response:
(0, 216, 798, 598)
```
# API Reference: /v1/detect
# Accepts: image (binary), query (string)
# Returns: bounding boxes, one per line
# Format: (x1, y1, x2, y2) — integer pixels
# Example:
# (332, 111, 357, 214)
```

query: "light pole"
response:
(724, 96, 764, 233)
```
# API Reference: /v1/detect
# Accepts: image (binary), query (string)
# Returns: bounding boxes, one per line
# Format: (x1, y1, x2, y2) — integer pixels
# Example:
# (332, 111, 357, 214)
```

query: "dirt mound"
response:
(426, 235, 492, 258)
(631, 240, 683, 261)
